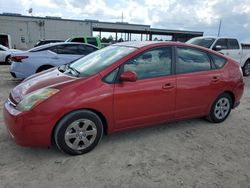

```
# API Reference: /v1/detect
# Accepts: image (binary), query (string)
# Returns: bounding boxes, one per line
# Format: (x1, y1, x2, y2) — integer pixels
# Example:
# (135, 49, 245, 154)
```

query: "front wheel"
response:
(54, 110, 103, 155)
(207, 93, 232, 123)
(243, 60, 250, 77)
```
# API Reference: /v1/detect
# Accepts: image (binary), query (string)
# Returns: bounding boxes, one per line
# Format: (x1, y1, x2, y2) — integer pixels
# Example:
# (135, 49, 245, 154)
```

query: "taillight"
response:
(11, 56, 29, 62)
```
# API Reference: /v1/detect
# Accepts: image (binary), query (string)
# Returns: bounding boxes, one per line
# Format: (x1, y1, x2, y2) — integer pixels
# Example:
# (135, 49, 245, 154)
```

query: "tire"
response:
(5, 55, 11, 64)
(36, 65, 54, 73)
(54, 110, 103, 155)
(243, 60, 250, 77)
(207, 93, 232, 123)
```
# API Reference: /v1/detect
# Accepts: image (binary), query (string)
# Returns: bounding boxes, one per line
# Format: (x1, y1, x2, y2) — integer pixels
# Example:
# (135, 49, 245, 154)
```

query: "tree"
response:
(153, 37, 158, 41)
(118, 38, 124, 42)
(101, 37, 109, 43)
(108, 35, 113, 42)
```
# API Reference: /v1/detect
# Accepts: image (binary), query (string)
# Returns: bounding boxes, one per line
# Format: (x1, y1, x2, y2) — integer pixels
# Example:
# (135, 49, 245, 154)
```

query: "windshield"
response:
(0, 44, 9, 51)
(186, 38, 215, 48)
(69, 45, 136, 76)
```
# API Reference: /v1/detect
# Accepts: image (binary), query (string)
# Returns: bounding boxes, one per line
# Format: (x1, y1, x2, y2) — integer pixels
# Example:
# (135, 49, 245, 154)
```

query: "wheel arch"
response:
(242, 56, 250, 67)
(51, 108, 108, 145)
(222, 90, 235, 108)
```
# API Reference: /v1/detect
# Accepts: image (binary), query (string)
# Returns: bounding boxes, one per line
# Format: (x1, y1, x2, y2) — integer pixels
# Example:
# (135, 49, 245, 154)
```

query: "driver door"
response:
(113, 47, 176, 130)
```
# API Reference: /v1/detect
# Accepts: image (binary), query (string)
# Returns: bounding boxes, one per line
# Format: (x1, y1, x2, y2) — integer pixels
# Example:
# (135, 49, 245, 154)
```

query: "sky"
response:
(1, 0, 250, 42)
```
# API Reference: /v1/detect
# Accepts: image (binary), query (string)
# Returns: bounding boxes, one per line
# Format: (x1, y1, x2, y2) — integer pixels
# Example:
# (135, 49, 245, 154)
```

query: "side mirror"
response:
(213, 45, 222, 51)
(120, 71, 137, 82)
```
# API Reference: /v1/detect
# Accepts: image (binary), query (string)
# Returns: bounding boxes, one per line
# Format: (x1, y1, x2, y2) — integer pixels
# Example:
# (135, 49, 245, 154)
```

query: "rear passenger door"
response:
(175, 46, 224, 119)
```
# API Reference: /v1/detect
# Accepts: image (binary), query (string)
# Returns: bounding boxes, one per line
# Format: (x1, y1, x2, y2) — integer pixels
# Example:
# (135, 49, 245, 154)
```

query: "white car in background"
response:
(10, 42, 98, 78)
(186, 36, 250, 76)
(0, 44, 21, 64)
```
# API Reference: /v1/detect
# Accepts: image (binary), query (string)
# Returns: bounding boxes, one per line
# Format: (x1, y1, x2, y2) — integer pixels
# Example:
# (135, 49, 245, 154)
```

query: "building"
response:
(0, 13, 203, 49)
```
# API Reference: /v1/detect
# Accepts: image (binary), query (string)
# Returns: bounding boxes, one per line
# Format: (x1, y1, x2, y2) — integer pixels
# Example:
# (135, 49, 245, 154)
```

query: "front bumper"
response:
(3, 100, 52, 147)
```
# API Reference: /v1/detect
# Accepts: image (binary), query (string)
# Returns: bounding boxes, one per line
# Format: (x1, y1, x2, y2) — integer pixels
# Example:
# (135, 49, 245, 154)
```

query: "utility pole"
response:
(121, 12, 123, 40)
(217, 19, 222, 37)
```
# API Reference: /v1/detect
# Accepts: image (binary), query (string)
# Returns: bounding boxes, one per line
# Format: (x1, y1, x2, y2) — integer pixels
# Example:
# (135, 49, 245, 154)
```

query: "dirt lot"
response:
(0, 65, 250, 188)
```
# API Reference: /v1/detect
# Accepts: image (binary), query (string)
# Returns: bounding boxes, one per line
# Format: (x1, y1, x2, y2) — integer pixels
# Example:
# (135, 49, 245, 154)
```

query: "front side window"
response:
(123, 47, 172, 80)
(228, 39, 240, 49)
(214, 39, 227, 49)
(176, 47, 211, 74)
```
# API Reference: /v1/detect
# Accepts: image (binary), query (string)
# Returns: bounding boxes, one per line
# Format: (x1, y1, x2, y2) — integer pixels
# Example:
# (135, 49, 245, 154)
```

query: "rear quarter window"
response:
(71, 38, 85, 43)
(210, 54, 227, 68)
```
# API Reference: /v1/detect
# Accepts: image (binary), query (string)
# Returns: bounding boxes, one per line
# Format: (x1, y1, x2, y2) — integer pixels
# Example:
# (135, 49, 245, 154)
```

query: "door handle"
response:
(162, 83, 175, 89)
(212, 75, 221, 82)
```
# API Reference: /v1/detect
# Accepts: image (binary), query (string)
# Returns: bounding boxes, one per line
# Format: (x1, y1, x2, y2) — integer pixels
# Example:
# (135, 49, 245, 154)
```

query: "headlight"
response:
(16, 88, 59, 112)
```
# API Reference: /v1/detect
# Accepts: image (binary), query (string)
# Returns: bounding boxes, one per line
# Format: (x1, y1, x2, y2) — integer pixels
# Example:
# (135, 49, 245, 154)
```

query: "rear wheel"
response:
(54, 110, 103, 155)
(5, 55, 11, 64)
(243, 60, 250, 77)
(207, 93, 232, 123)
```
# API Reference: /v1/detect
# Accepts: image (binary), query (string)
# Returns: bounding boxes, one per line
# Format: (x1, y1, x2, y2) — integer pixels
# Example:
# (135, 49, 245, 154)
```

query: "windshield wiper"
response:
(66, 64, 80, 77)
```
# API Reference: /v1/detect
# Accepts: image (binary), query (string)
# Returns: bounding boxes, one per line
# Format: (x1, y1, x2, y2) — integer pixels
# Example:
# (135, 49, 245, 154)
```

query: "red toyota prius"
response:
(3, 41, 244, 155)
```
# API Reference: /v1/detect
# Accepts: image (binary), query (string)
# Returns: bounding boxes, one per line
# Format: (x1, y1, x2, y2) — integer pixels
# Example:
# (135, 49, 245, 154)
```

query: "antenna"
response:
(217, 19, 222, 37)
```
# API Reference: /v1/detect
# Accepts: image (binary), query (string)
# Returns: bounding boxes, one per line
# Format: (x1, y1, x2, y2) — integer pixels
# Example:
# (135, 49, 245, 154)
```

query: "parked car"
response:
(0, 44, 21, 64)
(3, 41, 244, 155)
(66, 36, 101, 49)
(34, 39, 64, 47)
(10, 42, 98, 78)
(186, 36, 250, 76)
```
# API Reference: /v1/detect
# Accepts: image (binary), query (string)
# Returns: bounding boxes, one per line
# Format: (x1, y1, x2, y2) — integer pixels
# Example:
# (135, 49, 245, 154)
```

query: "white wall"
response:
(0, 16, 91, 50)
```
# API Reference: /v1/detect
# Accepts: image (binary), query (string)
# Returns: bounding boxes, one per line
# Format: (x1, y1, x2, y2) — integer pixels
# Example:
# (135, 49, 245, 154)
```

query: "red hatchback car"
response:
(3, 41, 244, 155)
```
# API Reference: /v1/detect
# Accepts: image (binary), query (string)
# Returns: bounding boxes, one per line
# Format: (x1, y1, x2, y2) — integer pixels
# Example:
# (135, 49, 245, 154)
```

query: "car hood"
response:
(11, 68, 78, 103)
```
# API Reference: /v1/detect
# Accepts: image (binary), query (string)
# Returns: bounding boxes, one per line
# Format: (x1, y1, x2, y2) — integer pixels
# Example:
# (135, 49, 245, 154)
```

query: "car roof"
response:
(190, 36, 238, 40)
(29, 42, 97, 51)
(112, 41, 180, 49)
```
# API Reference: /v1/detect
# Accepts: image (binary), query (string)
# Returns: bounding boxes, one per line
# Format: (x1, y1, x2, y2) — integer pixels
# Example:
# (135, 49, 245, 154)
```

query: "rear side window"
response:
(228, 39, 240, 49)
(87, 38, 98, 47)
(210, 54, 227, 68)
(56, 44, 79, 54)
(176, 47, 211, 74)
(78, 45, 97, 55)
(71, 38, 85, 43)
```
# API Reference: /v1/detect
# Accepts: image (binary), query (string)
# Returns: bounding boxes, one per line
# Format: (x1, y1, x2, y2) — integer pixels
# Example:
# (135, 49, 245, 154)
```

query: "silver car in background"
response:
(10, 42, 98, 78)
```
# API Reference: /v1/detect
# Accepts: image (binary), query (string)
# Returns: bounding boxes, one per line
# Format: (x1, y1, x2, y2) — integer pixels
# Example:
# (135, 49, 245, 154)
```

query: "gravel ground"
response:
(0, 65, 250, 188)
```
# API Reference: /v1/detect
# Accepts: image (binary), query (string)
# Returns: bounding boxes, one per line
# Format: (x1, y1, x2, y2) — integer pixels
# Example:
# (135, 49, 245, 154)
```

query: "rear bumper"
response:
(10, 61, 35, 79)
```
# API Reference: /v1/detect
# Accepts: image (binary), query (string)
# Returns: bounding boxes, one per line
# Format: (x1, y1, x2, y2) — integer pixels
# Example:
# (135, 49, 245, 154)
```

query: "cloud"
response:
(1, 0, 250, 42)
